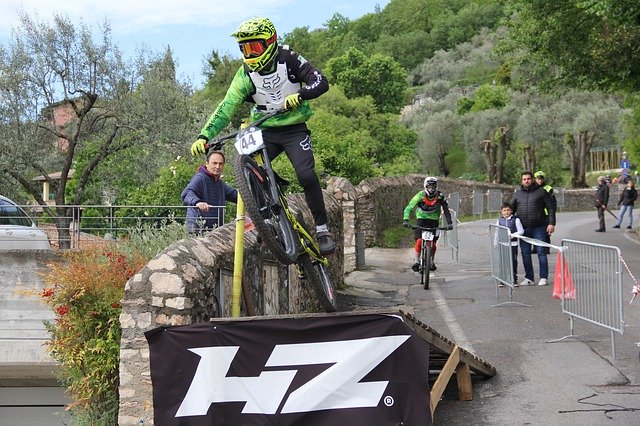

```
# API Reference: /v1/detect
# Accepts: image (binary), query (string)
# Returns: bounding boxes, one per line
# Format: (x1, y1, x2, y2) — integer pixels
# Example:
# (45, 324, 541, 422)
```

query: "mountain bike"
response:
(204, 110, 338, 312)
(408, 224, 449, 290)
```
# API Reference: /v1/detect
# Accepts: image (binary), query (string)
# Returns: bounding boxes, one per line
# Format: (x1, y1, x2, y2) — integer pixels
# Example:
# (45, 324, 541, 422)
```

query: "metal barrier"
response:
(549, 239, 624, 359)
(472, 190, 484, 216)
(4, 204, 227, 249)
(487, 189, 503, 214)
(445, 211, 459, 261)
(447, 192, 460, 217)
(489, 224, 531, 307)
(555, 188, 565, 210)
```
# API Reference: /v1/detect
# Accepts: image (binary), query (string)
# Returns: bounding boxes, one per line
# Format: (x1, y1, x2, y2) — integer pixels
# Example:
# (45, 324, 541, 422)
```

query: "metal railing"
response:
(488, 225, 625, 359)
(4, 204, 228, 249)
(550, 239, 624, 359)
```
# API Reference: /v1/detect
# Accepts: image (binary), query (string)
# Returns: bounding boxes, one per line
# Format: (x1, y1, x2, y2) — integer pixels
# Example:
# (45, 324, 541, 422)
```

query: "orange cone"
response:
(553, 251, 575, 300)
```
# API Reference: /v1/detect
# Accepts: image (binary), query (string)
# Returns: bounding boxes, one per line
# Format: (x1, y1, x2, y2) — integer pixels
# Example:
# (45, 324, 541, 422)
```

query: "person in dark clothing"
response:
(594, 175, 610, 232)
(190, 16, 335, 255)
(182, 151, 237, 234)
(510, 171, 556, 286)
(613, 180, 637, 230)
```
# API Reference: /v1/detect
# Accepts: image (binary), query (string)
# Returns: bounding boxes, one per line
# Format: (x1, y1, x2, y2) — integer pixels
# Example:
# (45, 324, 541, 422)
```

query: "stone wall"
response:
(117, 192, 342, 425)
(118, 175, 596, 423)
(332, 175, 598, 249)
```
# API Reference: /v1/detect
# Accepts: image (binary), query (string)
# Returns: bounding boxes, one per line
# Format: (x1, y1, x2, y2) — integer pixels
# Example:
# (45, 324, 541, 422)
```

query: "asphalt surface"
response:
(340, 211, 640, 425)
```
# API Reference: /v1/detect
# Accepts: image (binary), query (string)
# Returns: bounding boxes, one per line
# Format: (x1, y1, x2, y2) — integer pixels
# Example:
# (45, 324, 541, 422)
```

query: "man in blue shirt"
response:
(181, 151, 237, 234)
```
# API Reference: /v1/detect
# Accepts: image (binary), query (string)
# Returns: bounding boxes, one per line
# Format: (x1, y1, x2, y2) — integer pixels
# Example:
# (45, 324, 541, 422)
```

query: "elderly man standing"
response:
(510, 171, 557, 286)
(594, 175, 610, 232)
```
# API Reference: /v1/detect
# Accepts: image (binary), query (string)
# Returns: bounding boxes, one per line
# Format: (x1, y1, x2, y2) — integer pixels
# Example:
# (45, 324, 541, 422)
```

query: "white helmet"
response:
(424, 176, 438, 196)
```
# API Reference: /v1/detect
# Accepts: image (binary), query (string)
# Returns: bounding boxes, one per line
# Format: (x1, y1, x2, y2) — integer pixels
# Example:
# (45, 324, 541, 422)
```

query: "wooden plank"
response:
(456, 363, 473, 401)
(430, 346, 460, 416)
(400, 310, 497, 378)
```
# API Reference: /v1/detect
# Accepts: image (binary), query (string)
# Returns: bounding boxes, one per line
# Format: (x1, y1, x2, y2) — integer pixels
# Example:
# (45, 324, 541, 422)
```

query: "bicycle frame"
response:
(251, 148, 328, 266)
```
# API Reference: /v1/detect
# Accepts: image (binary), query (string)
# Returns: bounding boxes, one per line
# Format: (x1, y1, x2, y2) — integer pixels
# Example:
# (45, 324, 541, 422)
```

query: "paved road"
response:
(341, 211, 640, 425)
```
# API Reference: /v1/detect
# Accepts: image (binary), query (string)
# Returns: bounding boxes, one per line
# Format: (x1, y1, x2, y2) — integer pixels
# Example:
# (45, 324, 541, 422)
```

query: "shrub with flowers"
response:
(41, 245, 147, 424)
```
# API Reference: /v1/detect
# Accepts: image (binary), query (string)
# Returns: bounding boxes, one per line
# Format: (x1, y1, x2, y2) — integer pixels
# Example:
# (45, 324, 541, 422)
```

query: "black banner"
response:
(146, 313, 431, 425)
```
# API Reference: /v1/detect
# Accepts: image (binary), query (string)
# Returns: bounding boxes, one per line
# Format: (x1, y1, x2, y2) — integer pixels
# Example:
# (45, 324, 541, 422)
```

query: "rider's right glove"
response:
(447, 223, 453, 230)
(191, 138, 207, 156)
(402, 219, 410, 228)
(284, 93, 302, 109)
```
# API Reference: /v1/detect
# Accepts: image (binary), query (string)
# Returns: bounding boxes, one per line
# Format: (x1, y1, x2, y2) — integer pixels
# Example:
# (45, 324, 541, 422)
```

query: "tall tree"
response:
(325, 47, 408, 113)
(506, 0, 640, 92)
(0, 13, 192, 248)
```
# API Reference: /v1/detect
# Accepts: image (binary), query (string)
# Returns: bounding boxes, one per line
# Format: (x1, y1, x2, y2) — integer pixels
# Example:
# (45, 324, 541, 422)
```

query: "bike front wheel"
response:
(422, 243, 432, 290)
(298, 253, 338, 312)
(234, 154, 298, 265)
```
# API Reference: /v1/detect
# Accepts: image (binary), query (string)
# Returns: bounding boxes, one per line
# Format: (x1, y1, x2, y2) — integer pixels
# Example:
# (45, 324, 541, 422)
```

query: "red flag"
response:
(553, 251, 575, 300)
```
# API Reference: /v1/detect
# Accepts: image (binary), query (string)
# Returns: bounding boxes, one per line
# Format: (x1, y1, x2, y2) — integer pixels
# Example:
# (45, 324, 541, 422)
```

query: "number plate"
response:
(234, 127, 265, 155)
(422, 230, 434, 241)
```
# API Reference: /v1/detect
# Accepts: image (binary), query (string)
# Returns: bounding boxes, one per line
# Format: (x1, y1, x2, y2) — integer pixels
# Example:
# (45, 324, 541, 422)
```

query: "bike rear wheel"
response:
(298, 253, 338, 312)
(234, 154, 298, 265)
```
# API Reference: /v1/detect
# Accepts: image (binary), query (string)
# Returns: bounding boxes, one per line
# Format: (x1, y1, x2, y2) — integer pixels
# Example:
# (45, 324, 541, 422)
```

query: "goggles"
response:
(238, 35, 276, 58)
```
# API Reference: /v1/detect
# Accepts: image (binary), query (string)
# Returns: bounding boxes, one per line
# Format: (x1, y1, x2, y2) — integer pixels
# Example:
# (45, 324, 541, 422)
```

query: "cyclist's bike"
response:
(408, 224, 449, 290)
(205, 110, 337, 312)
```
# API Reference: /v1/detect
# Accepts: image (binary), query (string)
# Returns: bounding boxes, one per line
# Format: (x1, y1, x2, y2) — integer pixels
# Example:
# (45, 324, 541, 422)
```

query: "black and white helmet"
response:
(424, 176, 438, 196)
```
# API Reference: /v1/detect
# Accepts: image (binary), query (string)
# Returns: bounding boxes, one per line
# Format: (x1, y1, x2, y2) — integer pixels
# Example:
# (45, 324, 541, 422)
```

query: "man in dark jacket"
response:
(594, 175, 610, 232)
(510, 171, 556, 286)
(182, 151, 238, 234)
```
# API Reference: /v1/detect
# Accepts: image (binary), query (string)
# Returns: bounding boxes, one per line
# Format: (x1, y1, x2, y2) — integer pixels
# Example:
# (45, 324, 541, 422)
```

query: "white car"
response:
(0, 195, 52, 250)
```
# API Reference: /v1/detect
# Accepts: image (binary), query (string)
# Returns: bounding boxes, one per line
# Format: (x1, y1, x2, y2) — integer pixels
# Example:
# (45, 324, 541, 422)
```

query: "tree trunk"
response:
(495, 127, 509, 183)
(521, 145, 535, 172)
(482, 139, 496, 182)
(437, 144, 449, 176)
(575, 130, 595, 188)
(566, 131, 594, 188)
(565, 133, 578, 187)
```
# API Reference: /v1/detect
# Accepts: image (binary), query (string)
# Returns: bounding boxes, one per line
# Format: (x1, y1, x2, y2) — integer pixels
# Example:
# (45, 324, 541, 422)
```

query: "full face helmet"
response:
(424, 177, 438, 197)
(232, 17, 278, 72)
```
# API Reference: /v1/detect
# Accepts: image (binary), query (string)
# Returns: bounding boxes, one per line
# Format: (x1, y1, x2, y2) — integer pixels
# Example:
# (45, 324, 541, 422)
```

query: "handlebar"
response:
(407, 224, 451, 231)
(204, 109, 283, 152)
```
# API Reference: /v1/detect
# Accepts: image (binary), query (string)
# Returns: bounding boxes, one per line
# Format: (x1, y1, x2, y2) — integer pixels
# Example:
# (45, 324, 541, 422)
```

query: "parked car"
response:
(0, 195, 51, 250)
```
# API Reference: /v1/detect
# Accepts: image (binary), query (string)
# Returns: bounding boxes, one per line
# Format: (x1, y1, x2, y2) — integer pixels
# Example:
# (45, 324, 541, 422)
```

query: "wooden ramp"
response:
(397, 310, 497, 418)
(210, 309, 497, 422)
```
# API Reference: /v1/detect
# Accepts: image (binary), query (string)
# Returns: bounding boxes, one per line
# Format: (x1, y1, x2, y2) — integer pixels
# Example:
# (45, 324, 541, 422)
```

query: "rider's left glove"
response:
(284, 93, 302, 109)
(191, 138, 207, 156)
(447, 223, 453, 230)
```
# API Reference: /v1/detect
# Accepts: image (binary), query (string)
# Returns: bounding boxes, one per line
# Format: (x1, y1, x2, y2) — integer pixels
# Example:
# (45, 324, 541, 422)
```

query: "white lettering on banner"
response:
(175, 335, 411, 417)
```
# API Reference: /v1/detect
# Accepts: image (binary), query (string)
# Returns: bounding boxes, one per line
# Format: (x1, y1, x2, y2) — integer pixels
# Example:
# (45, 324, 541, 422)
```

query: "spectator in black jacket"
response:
(510, 171, 556, 286)
(594, 175, 609, 232)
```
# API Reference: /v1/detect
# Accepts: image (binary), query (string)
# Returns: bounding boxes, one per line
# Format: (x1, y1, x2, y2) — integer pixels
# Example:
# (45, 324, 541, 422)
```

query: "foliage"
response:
(504, 0, 640, 92)
(118, 220, 190, 260)
(310, 87, 418, 183)
(458, 83, 509, 114)
(325, 47, 409, 114)
(40, 246, 147, 424)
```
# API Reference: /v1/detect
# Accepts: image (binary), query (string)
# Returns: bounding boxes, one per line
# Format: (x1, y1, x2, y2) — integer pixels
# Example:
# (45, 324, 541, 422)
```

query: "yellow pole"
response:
(232, 194, 245, 317)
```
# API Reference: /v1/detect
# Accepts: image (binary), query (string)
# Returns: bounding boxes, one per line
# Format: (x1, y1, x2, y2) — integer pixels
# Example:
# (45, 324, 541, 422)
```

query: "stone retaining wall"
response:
(118, 176, 596, 423)
(117, 192, 342, 425)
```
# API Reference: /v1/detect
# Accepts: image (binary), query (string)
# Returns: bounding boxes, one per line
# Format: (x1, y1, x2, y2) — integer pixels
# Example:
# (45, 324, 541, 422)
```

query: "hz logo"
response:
(175, 335, 410, 417)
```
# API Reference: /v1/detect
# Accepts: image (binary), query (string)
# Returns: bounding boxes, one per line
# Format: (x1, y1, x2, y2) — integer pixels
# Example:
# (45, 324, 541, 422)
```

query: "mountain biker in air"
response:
(402, 177, 453, 272)
(190, 16, 335, 255)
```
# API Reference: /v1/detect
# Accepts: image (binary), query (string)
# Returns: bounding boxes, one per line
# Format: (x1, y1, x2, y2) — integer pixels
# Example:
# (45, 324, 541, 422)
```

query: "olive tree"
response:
(0, 13, 193, 248)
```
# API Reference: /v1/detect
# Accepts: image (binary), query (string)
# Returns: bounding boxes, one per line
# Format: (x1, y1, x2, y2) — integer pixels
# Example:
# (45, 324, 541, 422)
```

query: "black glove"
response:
(402, 220, 410, 228)
(447, 223, 453, 230)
